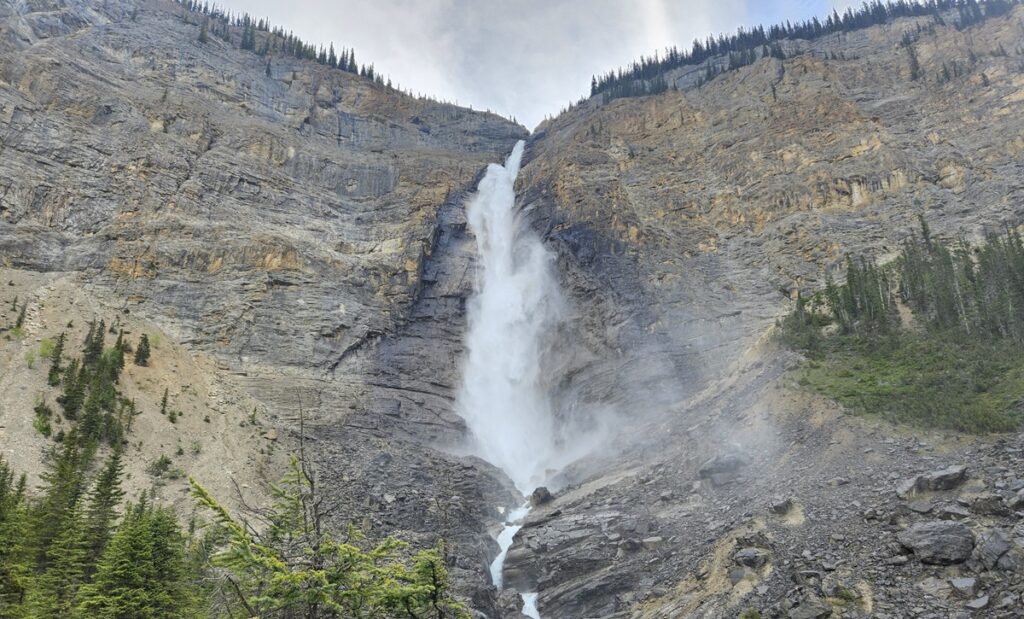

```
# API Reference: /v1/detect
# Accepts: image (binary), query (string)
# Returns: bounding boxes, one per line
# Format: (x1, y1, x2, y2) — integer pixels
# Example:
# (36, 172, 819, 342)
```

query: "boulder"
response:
(917, 576, 951, 599)
(897, 465, 968, 499)
(642, 536, 665, 550)
(787, 596, 832, 619)
(698, 453, 748, 477)
(530, 487, 553, 505)
(897, 521, 975, 565)
(770, 496, 794, 515)
(734, 547, 770, 569)
(970, 493, 1008, 516)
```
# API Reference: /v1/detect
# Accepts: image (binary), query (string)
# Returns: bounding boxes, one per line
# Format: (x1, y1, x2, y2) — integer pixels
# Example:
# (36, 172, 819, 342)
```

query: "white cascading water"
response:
(457, 139, 554, 619)
(458, 139, 566, 492)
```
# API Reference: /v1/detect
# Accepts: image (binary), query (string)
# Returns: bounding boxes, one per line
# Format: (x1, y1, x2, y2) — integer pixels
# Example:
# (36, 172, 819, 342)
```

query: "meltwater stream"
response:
(456, 140, 557, 618)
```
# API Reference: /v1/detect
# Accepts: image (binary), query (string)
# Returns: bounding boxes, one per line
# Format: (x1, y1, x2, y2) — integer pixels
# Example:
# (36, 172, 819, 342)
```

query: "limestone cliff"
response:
(0, 0, 525, 610)
(503, 6, 1024, 617)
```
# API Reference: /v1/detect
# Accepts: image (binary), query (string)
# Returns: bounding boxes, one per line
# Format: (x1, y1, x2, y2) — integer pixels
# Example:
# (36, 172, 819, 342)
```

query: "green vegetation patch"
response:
(795, 333, 1024, 433)
(780, 219, 1024, 433)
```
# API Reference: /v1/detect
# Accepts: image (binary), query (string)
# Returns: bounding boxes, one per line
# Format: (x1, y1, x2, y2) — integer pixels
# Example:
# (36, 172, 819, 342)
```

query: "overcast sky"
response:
(219, 0, 858, 130)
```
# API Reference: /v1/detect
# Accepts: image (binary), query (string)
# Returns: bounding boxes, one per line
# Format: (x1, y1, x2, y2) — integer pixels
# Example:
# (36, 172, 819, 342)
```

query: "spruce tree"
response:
(27, 501, 88, 618)
(33, 432, 87, 561)
(57, 359, 86, 420)
(47, 332, 65, 386)
(134, 334, 151, 367)
(83, 320, 104, 368)
(83, 451, 125, 568)
(0, 457, 31, 617)
(76, 500, 196, 619)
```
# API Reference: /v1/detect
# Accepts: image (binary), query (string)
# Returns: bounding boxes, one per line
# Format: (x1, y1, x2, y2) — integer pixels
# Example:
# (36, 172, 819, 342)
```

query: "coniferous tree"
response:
(191, 453, 468, 618)
(134, 334, 151, 367)
(33, 431, 88, 562)
(27, 500, 88, 618)
(57, 359, 86, 420)
(76, 499, 197, 619)
(47, 332, 66, 386)
(0, 457, 30, 617)
(83, 320, 104, 368)
(83, 451, 125, 568)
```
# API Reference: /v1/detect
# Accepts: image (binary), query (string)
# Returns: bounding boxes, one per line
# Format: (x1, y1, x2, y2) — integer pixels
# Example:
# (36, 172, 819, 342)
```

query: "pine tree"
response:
(76, 500, 197, 619)
(57, 359, 86, 420)
(134, 334, 151, 367)
(33, 432, 88, 561)
(191, 452, 468, 618)
(27, 500, 88, 618)
(47, 332, 66, 386)
(198, 20, 208, 43)
(0, 457, 31, 617)
(160, 388, 169, 416)
(83, 320, 105, 368)
(83, 451, 125, 568)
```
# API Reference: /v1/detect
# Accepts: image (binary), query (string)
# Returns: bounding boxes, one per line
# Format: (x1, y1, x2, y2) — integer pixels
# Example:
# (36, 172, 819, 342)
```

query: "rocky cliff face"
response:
(501, 7, 1024, 617)
(0, 0, 525, 610)
(2, 0, 1024, 617)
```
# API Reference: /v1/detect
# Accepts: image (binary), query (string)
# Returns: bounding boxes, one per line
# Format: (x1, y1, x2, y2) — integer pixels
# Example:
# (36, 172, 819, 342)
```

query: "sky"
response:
(219, 0, 860, 130)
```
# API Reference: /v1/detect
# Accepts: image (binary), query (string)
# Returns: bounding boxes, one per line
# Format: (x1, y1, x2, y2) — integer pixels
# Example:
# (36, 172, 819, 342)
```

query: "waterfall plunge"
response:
(457, 139, 566, 494)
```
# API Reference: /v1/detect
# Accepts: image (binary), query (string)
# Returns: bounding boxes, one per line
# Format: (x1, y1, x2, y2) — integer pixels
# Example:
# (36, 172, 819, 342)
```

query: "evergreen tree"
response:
(160, 388, 169, 417)
(33, 432, 88, 561)
(57, 359, 86, 419)
(83, 451, 125, 569)
(47, 331, 66, 386)
(27, 501, 88, 618)
(83, 320, 105, 368)
(134, 334, 151, 367)
(0, 457, 31, 617)
(76, 500, 197, 619)
(191, 454, 468, 618)
(110, 330, 125, 379)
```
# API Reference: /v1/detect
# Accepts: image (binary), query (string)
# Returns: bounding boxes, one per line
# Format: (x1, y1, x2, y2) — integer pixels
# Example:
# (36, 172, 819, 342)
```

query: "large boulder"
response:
(897, 521, 975, 565)
(896, 465, 968, 499)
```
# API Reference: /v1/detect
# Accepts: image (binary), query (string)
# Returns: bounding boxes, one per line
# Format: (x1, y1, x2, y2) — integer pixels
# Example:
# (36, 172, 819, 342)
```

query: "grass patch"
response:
(796, 333, 1023, 432)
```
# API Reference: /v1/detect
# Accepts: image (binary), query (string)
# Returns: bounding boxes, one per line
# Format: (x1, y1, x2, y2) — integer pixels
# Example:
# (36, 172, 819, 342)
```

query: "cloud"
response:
(218, 0, 843, 130)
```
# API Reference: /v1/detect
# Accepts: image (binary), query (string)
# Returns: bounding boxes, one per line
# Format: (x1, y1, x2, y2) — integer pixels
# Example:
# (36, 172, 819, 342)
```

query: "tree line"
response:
(178, 0, 389, 88)
(591, 0, 1021, 102)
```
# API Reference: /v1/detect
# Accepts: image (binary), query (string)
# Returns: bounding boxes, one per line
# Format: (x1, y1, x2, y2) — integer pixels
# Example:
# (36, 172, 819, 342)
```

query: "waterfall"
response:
(457, 139, 565, 494)
(457, 139, 556, 618)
